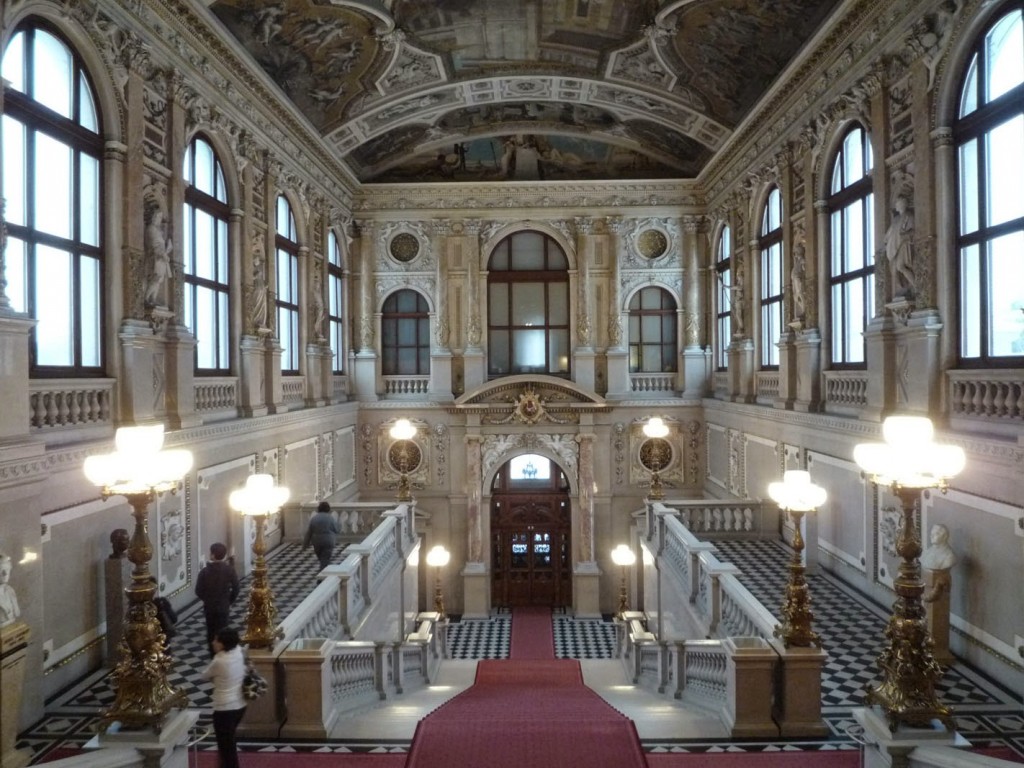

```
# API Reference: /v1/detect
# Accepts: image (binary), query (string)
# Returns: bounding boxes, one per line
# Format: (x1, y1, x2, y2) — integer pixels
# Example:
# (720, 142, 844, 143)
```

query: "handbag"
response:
(242, 662, 268, 701)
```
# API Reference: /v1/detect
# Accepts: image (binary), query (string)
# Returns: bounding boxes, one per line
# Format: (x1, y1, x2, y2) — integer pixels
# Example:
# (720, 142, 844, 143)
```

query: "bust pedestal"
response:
(1, 621, 32, 768)
(924, 568, 954, 667)
(105, 556, 132, 667)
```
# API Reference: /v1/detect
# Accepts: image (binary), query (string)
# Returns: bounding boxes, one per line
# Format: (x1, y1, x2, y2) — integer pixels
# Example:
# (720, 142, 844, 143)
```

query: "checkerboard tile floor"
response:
(17, 538, 1024, 764)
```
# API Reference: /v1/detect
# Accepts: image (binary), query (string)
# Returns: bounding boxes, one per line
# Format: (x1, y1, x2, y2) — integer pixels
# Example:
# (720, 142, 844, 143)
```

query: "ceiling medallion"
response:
(389, 232, 420, 263)
(637, 228, 668, 260)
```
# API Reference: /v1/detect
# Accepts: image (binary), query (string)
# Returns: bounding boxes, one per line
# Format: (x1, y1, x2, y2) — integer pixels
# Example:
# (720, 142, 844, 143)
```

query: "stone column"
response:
(352, 221, 379, 401)
(429, 225, 453, 400)
(573, 432, 600, 617)
(681, 215, 710, 398)
(463, 221, 486, 390)
(573, 217, 596, 390)
(605, 218, 629, 398)
(462, 433, 489, 617)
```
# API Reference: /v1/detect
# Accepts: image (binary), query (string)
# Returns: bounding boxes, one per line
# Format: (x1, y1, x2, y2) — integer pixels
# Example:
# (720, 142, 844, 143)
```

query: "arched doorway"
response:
(490, 454, 572, 608)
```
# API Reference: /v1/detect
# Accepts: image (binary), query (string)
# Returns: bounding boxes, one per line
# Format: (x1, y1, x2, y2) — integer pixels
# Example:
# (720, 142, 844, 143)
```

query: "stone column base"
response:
(92, 709, 200, 768)
(573, 561, 601, 618)
(461, 561, 490, 618)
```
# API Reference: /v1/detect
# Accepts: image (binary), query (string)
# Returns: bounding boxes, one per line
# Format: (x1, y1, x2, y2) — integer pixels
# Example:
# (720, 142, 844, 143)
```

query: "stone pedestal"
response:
(728, 338, 755, 403)
(1, 622, 31, 768)
(724, 636, 777, 738)
(604, 348, 629, 399)
(238, 336, 269, 416)
(769, 641, 829, 737)
(793, 327, 822, 412)
(164, 324, 201, 428)
(573, 348, 595, 392)
(462, 350, 486, 393)
(0, 314, 35, 440)
(237, 649, 280, 738)
(91, 709, 200, 768)
(853, 706, 967, 768)
(776, 330, 797, 409)
(572, 561, 600, 618)
(105, 557, 132, 667)
(119, 319, 163, 422)
(429, 351, 454, 401)
(924, 569, 954, 667)
(681, 347, 710, 399)
(461, 561, 489, 618)
(352, 352, 379, 401)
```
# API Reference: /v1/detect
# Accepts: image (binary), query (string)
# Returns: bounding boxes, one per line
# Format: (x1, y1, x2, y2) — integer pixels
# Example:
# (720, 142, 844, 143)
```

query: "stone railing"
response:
(331, 374, 349, 402)
(947, 369, 1024, 438)
(282, 376, 306, 405)
(822, 370, 868, 414)
(754, 371, 779, 404)
(713, 371, 729, 399)
(383, 375, 430, 396)
(642, 499, 770, 541)
(629, 372, 676, 394)
(193, 376, 238, 418)
(29, 378, 115, 434)
(296, 500, 395, 542)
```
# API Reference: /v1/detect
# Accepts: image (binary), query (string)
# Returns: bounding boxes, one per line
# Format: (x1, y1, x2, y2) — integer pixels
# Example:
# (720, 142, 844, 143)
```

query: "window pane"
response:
(959, 139, 979, 234)
(217, 218, 228, 279)
(196, 286, 216, 368)
(78, 75, 98, 133)
(217, 292, 229, 367)
(959, 55, 978, 117)
(986, 11, 1024, 103)
(832, 283, 844, 361)
(985, 115, 1024, 227)
(489, 283, 509, 325)
(33, 30, 73, 118)
(80, 255, 101, 367)
(548, 330, 569, 373)
(512, 329, 546, 371)
(195, 210, 215, 279)
(490, 330, 510, 373)
(79, 153, 100, 246)
(6, 237, 27, 313)
(2, 31, 25, 92)
(512, 283, 545, 325)
(641, 314, 661, 340)
(510, 232, 544, 269)
(3, 116, 26, 225)
(844, 129, 864, 181)
(35, 245, 72, 365)
(641, 344, 661, 372)
(847, 203, 865, 271)
(34, 132, 72, 239)
(398, 346, 417, 373)
(548, 282, 568, 324)
(398, 317, 417, 345)
(831, 210, 843, 274)
(960, 243, 981, 358)
(195, 138, 214, 195)
(989, 230, 1024, 356)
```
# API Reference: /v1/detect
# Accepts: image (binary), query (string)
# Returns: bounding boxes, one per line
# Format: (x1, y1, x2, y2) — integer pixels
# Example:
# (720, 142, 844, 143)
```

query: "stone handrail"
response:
(713, 371, 729, 399)
(193, 376, 238, 414)
(755, 371, 779, 403)
(297, 500, 396, 540)
(282, 377, 305, 404)
(630, 372, 676, 393)
(29, 378, 114, 431)
(947, 369, 1024, 437)
(383, 375, 429, 396)
(822, 370, 868, 412)
(717, 572, 777, 640)
(643, 499, 768, 541)
(277, 575, 343, 644)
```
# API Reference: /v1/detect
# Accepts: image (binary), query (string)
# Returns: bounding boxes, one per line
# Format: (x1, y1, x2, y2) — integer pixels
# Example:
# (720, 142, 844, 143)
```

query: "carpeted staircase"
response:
(404, 607, 647, 768)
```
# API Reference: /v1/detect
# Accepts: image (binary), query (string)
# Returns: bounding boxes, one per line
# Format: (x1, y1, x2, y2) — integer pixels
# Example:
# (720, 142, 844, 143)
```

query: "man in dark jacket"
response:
(303, 501, 340, 570)
(195, 542, 239, 655)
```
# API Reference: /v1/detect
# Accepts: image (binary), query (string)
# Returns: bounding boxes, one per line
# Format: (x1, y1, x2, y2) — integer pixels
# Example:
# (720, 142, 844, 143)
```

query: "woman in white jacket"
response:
(202, 626, 247, 768)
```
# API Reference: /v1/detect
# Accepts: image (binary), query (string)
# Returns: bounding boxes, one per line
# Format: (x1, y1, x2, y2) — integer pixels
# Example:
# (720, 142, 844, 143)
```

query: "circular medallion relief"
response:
(388, 440, 423, 473)
(637, 229, 668, 260)
(390, 233, 420, 263)
(639, 437, 672, 472)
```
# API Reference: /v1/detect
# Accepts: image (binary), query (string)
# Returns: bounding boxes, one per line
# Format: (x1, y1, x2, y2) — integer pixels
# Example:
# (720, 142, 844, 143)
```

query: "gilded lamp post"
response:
(611, 543, 637, 617)
(854, 416, 965, 730)
(425, 544, 450, 619)
(768, 470, 826, 648)
(83, 425, 193, 731)
(389, 418, 422, 503)
(640, 417, 670, 500)
(230, 474, 290, 649)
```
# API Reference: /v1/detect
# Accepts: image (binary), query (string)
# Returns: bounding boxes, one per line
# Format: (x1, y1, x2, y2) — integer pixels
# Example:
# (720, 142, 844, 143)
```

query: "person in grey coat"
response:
(303, 501, 339, 570)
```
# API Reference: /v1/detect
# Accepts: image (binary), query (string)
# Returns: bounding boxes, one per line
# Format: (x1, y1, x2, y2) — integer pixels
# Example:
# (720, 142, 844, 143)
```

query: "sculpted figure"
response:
(886, 190, 916, 299)
(921, 523, 956, 602)
(144, 196, 173, 306)
(0, 552, 21, 627)
(109, 528, 129, 559)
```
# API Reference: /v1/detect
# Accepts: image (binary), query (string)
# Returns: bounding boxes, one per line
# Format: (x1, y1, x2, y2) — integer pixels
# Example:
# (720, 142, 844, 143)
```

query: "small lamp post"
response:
(83, 424, 193, 730)
(611, 543, 637, 616)
(389, 418, 422, 503)
(767, 470, 826, 648)
(229, 474, 290, 649)
(641, 417, 670, 500)
(425, 544, 450, 619)
(854, 415, 965, 730)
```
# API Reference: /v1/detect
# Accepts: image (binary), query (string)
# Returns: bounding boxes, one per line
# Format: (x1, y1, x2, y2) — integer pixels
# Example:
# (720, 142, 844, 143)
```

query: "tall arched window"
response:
(828, 124, 875, 366)
(381, 290, 429, 375)
(628, 287, 677, 372)
(183, 134, 230, 372)
(956, 6, 1024, 365)
(487, 230, 570, 377)
(715, 225, 732, 369)
(327, 230, 345, 374)
(275, 195, 300, 373)
(759, 187, 784, 368)
(2, 23, 103, 374)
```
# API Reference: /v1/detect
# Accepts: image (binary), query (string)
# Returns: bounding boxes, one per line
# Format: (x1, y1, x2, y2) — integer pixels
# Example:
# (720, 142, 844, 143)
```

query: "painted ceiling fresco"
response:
(208, 0, 843, 182)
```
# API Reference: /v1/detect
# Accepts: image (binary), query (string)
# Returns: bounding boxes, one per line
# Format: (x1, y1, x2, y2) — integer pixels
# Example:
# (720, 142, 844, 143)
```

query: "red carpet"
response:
(404, 608, 647, 768)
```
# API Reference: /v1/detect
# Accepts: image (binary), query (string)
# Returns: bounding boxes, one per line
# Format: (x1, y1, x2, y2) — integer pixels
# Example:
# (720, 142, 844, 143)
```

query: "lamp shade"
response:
(390, 418, 417, 440)
(229, 473, 290, 517)
(768, 469, 827, 512)
(854, 416, 965, 489)
(611, 543, 636, 567)
(83, 424, 193, 495)
(643, 417, 669, 438)
(426, 544, 450, 568)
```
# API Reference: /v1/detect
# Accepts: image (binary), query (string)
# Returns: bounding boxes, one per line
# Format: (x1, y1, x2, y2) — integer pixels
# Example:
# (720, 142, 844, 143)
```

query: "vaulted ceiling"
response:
(207, 0, 842, 183)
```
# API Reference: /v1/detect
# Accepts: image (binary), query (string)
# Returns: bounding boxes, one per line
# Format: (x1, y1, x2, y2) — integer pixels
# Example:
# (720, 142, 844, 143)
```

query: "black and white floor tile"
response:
(17, 538, 1024, 764)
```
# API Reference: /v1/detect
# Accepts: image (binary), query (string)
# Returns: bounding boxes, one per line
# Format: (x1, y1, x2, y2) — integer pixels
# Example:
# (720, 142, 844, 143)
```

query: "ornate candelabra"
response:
(389, 418, 422, 503)
(854, 416, 965, 730)
(230, 474, 290, 649)
(611, 543, 636, 617)
(768, 470, 826, 648)
(641, 416, 670, 500)
(83, 425, 193, 731)
(425, 545, 450, 619)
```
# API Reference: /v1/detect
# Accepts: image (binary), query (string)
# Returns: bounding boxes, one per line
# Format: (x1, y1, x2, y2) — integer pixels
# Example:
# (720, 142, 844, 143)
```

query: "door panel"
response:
(491, 497, 571, 608)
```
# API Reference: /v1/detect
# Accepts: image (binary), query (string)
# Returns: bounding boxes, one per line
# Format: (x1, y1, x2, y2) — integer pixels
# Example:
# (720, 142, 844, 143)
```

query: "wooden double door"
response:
(491, 494, 572, 608)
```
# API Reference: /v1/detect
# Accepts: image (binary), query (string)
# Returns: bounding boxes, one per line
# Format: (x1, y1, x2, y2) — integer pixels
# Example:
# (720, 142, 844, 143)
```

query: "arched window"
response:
(628, 287, 677, 373)
(275, 195, 300, 373)
(759, 187, 784, 368)
(2, 23, 103, 374)
(956, 6, 1024, 365)
(715, 225, 732, 369)
(827, 124, 875, 366)
(183, 134, 230, 372)
(487, 230, 570, 377)
(327, 230, 345, 374)
(382, 290, 429, 375)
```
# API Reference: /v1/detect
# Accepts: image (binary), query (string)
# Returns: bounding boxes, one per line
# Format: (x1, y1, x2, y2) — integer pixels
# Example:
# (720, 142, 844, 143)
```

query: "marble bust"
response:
(920, 524, 956, 571)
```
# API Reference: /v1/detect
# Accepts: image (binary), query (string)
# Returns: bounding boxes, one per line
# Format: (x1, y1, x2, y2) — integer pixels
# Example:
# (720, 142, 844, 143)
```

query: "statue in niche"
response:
(718, 260, 746, 337)
(0, 552, 21, 627)
(109, 528, 129, 559)
(249, 232, 270, 335)
(144, 192, 173, 307)
(311, 267, 326, 342)
(790, 240, 807, 324)
(885, 187, 916, 300)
